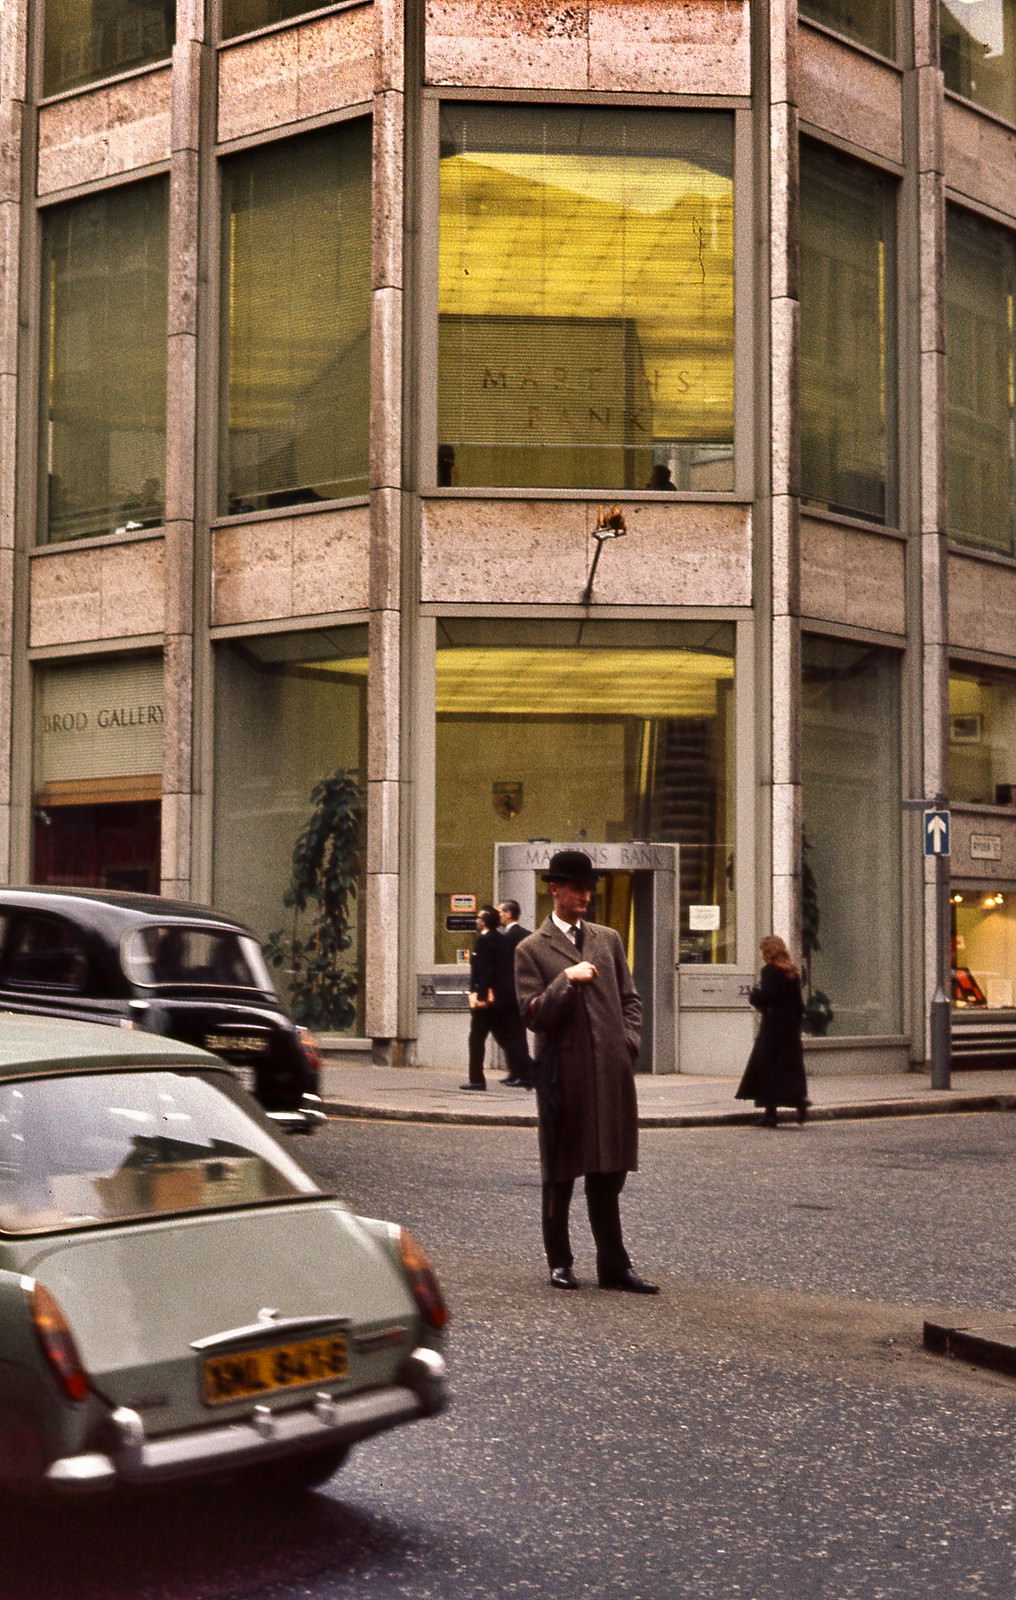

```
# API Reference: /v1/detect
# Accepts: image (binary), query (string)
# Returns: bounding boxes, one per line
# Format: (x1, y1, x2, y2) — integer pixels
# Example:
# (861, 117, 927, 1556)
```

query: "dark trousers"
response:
(542, 1170, 631, 1280)
(467, 1005, 533, 1084)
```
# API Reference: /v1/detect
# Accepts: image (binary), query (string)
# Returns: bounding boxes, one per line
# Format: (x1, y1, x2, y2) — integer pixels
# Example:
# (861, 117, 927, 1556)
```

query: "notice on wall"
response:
(689, 904, 721, 931)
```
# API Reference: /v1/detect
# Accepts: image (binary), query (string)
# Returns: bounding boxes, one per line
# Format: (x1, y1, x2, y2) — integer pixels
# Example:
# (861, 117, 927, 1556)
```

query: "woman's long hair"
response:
(478, 905, 500, 932)
(760, 934, 799, 979)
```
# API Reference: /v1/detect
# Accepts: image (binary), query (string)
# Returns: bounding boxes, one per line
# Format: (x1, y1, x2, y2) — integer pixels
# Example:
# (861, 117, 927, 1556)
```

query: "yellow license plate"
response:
(202, 1334, 349, 1406)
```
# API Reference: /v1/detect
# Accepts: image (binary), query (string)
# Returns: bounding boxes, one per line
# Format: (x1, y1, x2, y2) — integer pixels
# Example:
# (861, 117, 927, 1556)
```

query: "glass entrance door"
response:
(496, 842, 678, 1072)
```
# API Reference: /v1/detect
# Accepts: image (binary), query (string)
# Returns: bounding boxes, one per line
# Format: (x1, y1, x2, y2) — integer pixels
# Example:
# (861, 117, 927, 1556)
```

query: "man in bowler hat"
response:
(513, 849, 658, 1293)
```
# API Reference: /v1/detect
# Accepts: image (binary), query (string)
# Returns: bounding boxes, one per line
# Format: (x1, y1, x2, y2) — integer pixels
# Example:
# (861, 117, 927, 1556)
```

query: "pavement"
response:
(319, 1058, 1016, 1129)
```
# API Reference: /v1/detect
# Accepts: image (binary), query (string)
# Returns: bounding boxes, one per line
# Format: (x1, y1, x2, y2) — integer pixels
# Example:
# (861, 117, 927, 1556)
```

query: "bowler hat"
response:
(542, 848, 599, 885)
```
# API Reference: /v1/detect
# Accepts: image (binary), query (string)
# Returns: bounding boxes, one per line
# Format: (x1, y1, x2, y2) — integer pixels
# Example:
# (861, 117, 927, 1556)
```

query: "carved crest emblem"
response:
(492, 781, 523, 820)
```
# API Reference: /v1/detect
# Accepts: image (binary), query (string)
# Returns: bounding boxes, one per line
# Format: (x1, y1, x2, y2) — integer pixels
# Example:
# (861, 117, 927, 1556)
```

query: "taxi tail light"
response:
(28, 1282, 90, 1402)
(398, 1229, 449, 1331)
(297, 1027, 323, 1083)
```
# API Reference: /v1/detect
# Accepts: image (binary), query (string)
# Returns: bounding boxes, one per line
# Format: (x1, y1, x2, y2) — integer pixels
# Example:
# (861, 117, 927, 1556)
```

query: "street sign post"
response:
(905, 799, 951, 1090)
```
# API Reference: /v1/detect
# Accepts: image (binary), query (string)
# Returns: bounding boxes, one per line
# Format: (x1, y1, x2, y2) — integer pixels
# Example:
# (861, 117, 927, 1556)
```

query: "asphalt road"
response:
(9, 1112, 1016, 1600)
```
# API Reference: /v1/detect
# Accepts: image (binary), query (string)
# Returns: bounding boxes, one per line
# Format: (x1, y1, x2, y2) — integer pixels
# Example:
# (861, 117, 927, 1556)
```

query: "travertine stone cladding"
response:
(950, 810, 1016, 883)
(419, 498, 751, 606)
(944, 102, 1016, 224)
(218, 7, 373, 143)
(798, 26, 903, 164)
(211, 507, 370, 625)
(29, 539, 166, 647)
(37, 69, 172, 195)
(948, 551, 1016, 658)
(425, 1, 750, 94)
(800, 517, 906, 634)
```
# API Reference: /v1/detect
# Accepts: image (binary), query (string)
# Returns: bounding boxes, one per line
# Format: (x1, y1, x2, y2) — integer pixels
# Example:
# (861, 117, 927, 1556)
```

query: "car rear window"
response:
(6, 913, 87, 991)
(0, 1069, 323, 1233)
(122, 925, 274, 991)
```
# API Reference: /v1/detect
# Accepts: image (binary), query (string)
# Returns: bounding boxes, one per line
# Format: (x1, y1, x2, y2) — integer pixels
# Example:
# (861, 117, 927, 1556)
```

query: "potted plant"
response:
(265, 770, 364, 1032)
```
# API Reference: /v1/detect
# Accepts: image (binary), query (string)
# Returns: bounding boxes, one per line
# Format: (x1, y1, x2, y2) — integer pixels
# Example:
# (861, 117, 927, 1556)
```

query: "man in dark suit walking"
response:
(497, 900, 533, 1086)
(514, 850, 658, 1294)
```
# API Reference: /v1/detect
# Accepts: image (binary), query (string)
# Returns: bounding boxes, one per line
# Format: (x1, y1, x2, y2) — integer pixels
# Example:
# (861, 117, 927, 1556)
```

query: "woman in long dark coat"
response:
(735, 935, 809, 1127)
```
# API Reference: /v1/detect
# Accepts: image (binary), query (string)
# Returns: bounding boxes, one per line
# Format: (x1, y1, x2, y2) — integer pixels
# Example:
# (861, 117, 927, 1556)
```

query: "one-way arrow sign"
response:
(924, 809, 951, 856)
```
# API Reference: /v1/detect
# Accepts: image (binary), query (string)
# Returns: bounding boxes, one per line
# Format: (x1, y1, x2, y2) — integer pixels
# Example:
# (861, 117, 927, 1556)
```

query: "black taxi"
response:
(0, 888, 324, 1131)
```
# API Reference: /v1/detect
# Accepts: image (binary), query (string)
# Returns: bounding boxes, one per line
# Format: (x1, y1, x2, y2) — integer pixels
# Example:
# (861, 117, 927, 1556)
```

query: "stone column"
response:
(912, 0, 948, 1062)
(160, 0, 207, 898)
(766, 0, 802, 950)
(0, 2, 29, 882)
(366, 0, 411, 1059)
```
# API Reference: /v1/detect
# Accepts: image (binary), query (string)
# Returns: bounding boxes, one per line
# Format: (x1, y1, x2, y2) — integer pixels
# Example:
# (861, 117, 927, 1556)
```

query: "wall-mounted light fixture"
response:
(582, 505, 628, 606)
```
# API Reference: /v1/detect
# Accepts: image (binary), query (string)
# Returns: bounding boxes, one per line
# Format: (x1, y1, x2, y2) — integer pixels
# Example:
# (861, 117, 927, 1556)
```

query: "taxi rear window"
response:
(6, 913, 87, 991)
(122, 925, 274, 991)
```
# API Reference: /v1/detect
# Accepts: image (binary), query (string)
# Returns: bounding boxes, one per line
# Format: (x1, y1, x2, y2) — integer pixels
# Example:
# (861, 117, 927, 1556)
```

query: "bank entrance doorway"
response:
(495, 842, 679, 1073)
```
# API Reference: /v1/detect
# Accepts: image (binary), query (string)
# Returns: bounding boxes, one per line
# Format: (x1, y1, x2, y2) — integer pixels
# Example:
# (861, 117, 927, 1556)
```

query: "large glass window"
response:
(800, 143, 897, 526)
(221, 123, 371, 517)
(946, 208, 1016, 556)
(801, 636, 901, 1037)
(213, 629, 367, 1033)
(941, 0, 1016, 125)
(433, 620, 736, 965)
(41, 180, 168, 545)
(43, 0, 175, 98)
(949, 663, 1016, 805)
(800, 0, 895, 55)
(221, 0, 319, 39)
(438, 106, 735, 493)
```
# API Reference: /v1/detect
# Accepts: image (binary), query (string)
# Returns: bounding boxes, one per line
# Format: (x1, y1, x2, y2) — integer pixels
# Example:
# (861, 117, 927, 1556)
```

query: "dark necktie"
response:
(573, 923, 584, 953)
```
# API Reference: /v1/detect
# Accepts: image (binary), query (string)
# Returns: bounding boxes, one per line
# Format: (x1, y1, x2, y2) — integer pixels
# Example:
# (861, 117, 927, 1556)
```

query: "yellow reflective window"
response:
(221, 124, 371, 516)
(41, 180, 168, 545)
(941, 0, 1016, 125)
(438, 107, 734, 492)
(800, 0, 895, 56)
(800, 142, 897, 526)
(946, 207, 1016, 556)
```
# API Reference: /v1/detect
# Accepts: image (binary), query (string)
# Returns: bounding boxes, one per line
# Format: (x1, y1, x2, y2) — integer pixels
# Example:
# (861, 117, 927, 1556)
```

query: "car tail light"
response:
(398, 1229, 448, 1331)
(297, 1027, 323, 1083)
(28, 1282, 89, 1402)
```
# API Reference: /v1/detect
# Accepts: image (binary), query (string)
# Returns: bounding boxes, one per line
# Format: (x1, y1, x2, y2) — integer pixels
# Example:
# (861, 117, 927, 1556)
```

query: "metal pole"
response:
(581, 539, 605, 607)
(930, 826, 951, 1090)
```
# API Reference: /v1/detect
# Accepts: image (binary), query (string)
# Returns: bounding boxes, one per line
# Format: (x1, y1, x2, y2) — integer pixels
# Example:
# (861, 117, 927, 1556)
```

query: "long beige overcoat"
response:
(514, 917, 641, 1184)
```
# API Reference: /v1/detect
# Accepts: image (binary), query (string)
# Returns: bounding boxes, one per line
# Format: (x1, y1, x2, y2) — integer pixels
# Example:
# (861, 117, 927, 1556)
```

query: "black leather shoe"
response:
(459, 1082, 486, 1091)
(598, 1268, 659, 1295)
(501, 1077, 525, 1087)
(550, 1266, 579, 1290)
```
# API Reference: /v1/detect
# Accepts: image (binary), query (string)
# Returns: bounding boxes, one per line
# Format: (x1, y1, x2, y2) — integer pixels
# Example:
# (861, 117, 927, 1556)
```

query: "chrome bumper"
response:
(46, 1347, 447, 1491)
(266, 1092, 327, 1135)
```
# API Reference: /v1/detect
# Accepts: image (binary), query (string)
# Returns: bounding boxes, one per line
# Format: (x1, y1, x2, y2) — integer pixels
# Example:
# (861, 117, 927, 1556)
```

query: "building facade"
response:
(1, 0, 1015, 1074)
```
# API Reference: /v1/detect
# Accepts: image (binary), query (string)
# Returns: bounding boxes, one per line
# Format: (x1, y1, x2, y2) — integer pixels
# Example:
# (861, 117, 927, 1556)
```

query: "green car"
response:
(0, 1016, 447, 1496)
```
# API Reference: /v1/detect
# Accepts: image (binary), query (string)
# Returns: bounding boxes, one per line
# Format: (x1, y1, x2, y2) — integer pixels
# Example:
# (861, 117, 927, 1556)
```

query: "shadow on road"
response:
(5, 1476, 419, 1600)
